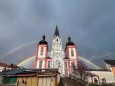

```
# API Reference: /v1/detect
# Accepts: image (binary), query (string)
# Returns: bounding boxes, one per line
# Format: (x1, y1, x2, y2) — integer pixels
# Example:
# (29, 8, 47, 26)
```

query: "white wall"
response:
(87, 71, 115, 84)
(0, 67, 4, 72)
(0, 66, 11, 72)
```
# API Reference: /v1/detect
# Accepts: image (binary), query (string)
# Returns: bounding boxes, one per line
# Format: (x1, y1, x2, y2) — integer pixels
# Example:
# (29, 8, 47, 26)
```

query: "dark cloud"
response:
(0, 0, 115, 68)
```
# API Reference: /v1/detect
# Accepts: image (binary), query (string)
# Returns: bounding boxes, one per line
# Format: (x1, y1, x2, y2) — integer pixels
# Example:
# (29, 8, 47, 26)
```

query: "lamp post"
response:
(51, 70, 54, 86)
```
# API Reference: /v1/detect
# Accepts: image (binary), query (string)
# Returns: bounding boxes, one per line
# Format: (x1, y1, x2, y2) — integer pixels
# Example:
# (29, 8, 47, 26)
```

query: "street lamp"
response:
(51, 72, 54, 86)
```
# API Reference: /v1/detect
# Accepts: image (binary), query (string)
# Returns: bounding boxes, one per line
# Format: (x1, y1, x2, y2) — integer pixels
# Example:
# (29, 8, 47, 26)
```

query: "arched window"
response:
(39, 61, 43, 68)
(71, 49, 74, 57)
(94, 78, 98, 84)
(56, 39, 58, 42)
(40, 47, 44, 55)
(55, 60, 60, 68)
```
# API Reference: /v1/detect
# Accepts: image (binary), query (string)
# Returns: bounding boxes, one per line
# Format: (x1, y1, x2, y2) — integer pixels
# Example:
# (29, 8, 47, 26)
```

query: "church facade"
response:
(34, 26, 78, 76)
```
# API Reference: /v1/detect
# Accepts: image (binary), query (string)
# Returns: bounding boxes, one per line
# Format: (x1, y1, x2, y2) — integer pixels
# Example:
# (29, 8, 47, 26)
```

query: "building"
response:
(86, 60, 115, 84)
(70, 60, 115, 85)
(0, 62, 11, 72)
(34, 26, 78, 76)
(0, 62, 11, 84)
(104, 59, 115, 79)
(1, 69, 60, 86)
(87, 70, 115, 84)
(0, 62, 20, 72)
(104, 59, 115, 70)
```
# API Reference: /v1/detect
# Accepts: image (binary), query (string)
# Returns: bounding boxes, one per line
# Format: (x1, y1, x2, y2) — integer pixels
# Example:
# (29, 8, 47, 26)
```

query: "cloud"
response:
(89, 53, 115, 61)
(0, 0, 115, 67)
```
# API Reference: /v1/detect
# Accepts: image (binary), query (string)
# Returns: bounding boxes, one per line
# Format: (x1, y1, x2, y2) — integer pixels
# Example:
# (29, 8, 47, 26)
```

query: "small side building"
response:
(87, 70, 115, 84)
(104, 60, 115, 70)
(87, 60, 115, 85)
(1, 69, 60, 86)
(0, 62, 11, 72)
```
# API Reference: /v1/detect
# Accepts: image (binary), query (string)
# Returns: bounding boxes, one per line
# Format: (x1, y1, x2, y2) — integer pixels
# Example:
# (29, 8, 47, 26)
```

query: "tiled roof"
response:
(0, 62, 10, 68)
(1, 69, 59, 75)
(104, 60, 115, 65)
(2, 69, 26, 75)
(63, 57, 68, 59)
(46, 57, 52, 59)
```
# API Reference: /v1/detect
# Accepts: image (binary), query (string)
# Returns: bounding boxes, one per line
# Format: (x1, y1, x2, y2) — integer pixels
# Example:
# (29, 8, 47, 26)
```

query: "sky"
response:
(0, 0, 115, 68)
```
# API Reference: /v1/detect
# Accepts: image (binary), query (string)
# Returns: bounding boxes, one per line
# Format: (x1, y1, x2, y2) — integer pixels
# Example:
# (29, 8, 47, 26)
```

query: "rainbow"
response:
(0, 41, 37, 60)
(17, 56, 100, 69)
(79, 56, 100, 69)
(0, 41, 100, 69)
(17, 55, 35, 66)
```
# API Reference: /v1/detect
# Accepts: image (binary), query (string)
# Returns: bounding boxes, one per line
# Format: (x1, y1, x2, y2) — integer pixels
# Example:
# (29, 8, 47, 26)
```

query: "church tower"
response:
(34, 26, 78, 77)
(50, 26, 65, 74)
(64, 36, 78, 76)
(35, 35, 48, 69)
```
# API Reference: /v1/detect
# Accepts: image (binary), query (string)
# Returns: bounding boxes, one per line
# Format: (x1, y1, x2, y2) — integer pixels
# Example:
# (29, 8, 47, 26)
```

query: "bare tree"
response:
(78, 61, 87, 80)
(72, 61, 88, 80)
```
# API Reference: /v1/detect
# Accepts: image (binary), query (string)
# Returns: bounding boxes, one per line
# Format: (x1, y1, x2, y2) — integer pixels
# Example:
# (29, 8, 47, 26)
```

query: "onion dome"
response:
(39, 35, 48, 44)
(66, 36, 74, 46)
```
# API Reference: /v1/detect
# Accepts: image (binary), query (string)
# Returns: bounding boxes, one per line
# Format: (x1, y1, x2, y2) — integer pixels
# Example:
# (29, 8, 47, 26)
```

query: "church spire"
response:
(54, 25, 60, 36)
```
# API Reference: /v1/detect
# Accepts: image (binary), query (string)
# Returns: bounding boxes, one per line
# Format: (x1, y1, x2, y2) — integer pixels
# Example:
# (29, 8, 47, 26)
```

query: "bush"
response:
(89, 83, 114, 86)
(58, 79, 64, 86)
(102, 83, 114, 86)
(89, 84, 101, 86)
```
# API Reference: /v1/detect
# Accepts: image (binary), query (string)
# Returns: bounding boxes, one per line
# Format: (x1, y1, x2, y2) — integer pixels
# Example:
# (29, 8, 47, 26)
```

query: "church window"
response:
(39, 61, 43, 68)
(56, 60, 60, 67)
(94, 78, 98, 84)
(40, 47, 44, 55)
(48, 61, 51, 68)
(56, 39, 58, 42)
(71, 49, 74, 57)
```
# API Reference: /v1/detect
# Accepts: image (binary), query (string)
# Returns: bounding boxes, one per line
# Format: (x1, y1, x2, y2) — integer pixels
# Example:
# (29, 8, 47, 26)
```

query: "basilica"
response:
(34, 26, 78, 76)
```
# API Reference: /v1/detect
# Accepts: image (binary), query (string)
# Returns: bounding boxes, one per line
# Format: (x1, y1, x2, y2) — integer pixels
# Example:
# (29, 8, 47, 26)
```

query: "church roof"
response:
(63, 57, 69, 59)
(46, 57, 52, 59)
(66, 36, 74, 46)
(39, 35, 48, 44)
(54, 25, 60, 36)
(104, 60, 115, 66)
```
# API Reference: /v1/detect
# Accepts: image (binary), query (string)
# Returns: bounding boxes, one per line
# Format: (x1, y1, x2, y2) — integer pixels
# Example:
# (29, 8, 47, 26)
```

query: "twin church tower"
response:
(34, 26, 78, 76)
